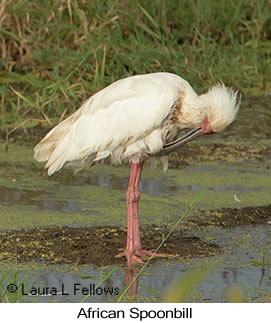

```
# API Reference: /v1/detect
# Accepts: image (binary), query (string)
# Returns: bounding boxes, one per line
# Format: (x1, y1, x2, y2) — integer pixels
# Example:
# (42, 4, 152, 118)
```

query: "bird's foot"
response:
(116, 248, 176, 266)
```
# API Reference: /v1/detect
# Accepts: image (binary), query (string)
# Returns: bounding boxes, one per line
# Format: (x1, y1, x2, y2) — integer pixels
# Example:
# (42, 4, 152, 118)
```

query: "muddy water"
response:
(9, 223, 271, 302)
(0, 96, 271, 302)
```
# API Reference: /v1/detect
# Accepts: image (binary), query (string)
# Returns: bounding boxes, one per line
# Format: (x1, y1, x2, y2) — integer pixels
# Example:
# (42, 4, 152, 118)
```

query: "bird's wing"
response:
(34, 73, 189, 175)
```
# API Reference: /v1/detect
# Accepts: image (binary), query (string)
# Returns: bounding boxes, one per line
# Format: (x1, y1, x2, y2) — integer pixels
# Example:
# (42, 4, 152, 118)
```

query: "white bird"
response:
(34, 72, 240, 266)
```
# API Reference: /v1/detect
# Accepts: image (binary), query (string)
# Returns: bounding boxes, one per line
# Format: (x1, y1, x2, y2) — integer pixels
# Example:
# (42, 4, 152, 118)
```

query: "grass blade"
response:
(81, 267, 120, 302)
(116, 186, 207, 302)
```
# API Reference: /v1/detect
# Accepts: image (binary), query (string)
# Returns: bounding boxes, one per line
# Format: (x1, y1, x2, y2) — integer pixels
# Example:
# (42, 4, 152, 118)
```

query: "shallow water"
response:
(1, 149, 270, 229)
(14, 224, 271, 302)
(1, 97, 271, 302)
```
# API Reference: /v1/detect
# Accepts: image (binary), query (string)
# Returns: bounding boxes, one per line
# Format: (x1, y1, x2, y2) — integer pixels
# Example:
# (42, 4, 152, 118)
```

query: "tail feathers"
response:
(46, 156, 67, 176)
(34, 131, 68, 176)
(34, 114, 75, 174)
(44, 131, 73, 175)
(34, 140, 58, 162)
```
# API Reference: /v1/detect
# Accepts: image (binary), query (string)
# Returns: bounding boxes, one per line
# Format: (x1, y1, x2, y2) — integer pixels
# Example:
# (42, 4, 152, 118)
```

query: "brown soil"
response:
(191, 205, 271, 229)
(0, 226, 219, 266)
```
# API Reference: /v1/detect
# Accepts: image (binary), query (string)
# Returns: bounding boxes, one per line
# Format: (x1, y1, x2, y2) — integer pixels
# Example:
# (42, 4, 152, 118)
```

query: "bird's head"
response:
(199, 83, 241, 133)
(159, 83, 240, 155)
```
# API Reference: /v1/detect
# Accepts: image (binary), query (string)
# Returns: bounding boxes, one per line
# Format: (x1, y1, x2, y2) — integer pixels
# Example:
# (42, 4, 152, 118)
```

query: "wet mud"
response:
(193, 205, 271, 229)
(0, 226, 218, 266)
(1, 203, 269, 266)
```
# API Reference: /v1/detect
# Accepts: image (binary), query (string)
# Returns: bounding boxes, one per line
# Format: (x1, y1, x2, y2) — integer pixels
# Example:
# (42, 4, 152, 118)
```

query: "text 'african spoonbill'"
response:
(34, 72, 240, 266)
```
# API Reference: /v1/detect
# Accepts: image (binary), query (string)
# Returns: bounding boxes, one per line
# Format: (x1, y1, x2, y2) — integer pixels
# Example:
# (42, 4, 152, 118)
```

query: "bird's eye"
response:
(204, 121, 212, 133)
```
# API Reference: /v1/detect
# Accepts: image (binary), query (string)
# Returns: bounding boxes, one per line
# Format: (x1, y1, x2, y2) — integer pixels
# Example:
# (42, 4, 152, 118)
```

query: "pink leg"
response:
(124, 161, 144, 265)
(131, 161, 143, 251)
(116, 161, 176, 266)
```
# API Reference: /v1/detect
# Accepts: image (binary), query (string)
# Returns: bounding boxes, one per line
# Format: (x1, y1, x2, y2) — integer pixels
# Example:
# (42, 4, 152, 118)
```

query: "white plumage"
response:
(34, 72, 239, 176)
(34, 72, 240, 266)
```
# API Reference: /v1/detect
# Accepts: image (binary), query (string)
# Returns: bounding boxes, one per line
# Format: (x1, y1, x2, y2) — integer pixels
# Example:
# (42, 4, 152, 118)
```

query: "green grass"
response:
(0, 254, 40, 303)
(0, 0, 271, 131)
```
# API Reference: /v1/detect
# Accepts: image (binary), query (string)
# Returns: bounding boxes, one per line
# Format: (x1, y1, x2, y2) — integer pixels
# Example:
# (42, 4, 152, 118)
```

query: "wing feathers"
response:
(34, 72, 187, 175)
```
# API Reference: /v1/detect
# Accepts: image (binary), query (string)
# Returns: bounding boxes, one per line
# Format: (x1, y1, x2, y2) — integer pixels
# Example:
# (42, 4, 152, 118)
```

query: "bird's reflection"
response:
(124, 265, 140, 295)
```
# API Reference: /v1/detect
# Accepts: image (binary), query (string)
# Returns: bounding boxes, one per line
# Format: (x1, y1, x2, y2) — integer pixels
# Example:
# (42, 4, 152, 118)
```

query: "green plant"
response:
(0, 0, 270, 135)
(0, 254, 40, 303)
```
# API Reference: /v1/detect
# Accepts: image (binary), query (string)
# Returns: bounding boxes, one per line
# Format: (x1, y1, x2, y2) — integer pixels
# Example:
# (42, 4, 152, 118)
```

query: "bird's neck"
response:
(176, 95, 207, 130)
